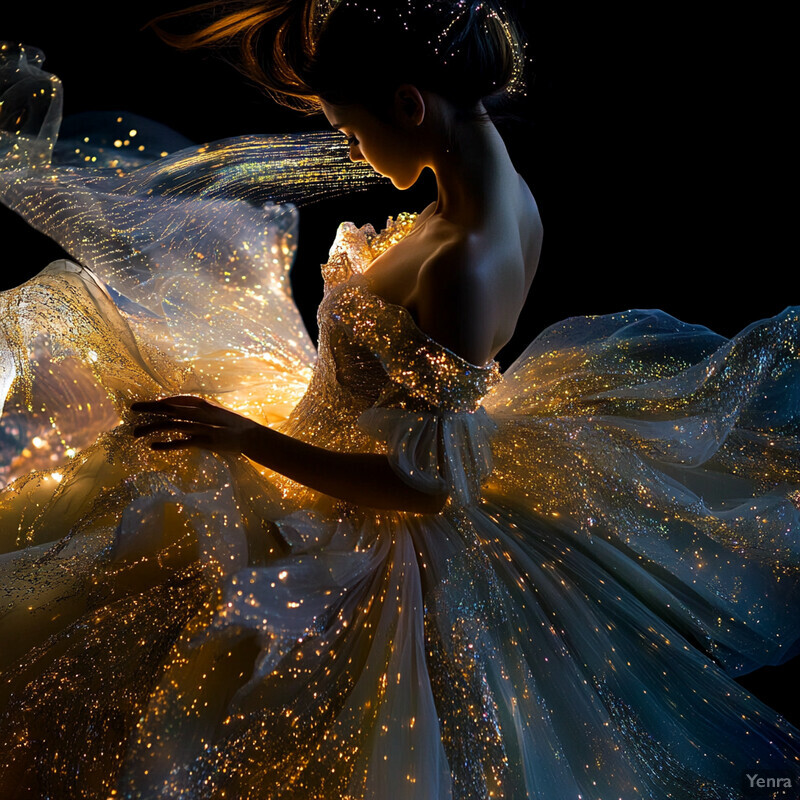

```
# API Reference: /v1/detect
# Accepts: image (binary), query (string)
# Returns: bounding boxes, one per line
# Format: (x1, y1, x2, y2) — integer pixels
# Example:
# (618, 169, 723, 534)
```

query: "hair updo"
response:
(149, 0, 527, 118)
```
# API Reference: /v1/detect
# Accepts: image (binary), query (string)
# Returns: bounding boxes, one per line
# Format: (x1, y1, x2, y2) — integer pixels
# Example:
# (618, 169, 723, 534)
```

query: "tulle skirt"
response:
(1, 263, 799, 798)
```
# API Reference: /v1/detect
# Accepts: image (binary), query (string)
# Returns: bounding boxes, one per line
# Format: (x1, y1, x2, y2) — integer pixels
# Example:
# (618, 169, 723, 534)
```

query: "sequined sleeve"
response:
(327, 281, 501, 507)
(358, 405, 497, 508)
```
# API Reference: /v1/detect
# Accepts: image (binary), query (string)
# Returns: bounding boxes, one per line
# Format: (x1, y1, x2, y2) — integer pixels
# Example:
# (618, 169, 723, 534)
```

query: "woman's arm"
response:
(131, 396, 447, 514)
(244, 426, 447, 513)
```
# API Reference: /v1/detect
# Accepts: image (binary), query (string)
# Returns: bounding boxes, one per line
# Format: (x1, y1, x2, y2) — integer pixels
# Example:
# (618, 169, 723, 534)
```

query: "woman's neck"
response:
(422, 100, 516, 226)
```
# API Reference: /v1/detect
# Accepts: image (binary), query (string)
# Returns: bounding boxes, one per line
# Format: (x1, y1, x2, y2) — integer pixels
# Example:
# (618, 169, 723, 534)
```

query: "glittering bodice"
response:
(279, 212, 501, 454)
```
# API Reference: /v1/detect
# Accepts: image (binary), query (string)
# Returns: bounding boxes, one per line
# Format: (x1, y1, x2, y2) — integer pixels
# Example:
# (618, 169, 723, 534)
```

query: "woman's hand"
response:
(131, 395, 258, 454)
(131, 396, 446, 513)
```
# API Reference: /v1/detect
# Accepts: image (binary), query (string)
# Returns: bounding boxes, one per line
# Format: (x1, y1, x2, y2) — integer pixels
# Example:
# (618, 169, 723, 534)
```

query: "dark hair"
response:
(147, 0, 527, 118)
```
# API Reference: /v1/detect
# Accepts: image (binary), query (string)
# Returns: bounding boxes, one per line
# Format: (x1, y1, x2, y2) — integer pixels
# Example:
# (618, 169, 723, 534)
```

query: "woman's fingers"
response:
(132, 419, 216, 452)
(133, 419, 215, 437)
(131, 396, 232, 425)
(130, 396, 250, 453)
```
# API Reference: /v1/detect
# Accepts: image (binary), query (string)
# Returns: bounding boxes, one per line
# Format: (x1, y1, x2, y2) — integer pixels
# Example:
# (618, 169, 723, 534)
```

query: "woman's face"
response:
(320, 99, 424, 189)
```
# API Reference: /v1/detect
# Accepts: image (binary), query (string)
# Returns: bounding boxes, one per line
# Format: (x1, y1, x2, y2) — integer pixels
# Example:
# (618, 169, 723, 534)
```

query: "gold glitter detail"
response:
(273, 211, 501, 512)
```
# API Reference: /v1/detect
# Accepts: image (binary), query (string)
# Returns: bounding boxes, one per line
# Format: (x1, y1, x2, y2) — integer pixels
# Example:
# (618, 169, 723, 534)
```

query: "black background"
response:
(3, 3, 798, 726)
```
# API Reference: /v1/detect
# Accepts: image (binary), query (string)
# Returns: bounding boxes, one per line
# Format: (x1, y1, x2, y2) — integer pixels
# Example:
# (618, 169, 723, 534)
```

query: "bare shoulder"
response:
(411, 176, 542, 365)
(414, 232, 499, 366)
(417, 233, 488, 300)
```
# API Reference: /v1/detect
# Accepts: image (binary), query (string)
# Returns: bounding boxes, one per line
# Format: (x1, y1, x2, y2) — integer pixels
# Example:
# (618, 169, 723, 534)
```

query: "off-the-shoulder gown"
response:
(1, 42, 799, 800)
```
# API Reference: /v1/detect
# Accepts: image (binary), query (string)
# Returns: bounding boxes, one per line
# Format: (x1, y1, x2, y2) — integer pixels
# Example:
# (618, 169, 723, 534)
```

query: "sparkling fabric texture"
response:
(1, 42, 800, 800)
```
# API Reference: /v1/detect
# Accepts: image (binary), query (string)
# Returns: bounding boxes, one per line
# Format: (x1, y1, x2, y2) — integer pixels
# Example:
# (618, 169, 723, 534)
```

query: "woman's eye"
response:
(345, 135, 359, 147)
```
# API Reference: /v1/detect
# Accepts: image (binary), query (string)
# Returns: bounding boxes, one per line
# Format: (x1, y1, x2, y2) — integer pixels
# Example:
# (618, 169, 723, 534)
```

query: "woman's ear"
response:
(393, 84, 425, 127)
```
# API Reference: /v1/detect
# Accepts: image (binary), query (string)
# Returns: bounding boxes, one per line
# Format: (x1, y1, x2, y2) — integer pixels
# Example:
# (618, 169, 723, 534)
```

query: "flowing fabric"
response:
(1, 41, 800, 800)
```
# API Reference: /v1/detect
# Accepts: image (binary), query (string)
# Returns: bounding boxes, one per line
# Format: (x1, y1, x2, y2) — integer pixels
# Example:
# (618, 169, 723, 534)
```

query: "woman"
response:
(131, 1, 543, 514)
(1, 2, 799, 799)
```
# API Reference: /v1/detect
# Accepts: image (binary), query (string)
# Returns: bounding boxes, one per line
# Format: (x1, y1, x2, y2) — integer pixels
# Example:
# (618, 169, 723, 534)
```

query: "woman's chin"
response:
(389, 175, 415, 191)
(365, 164, 416, 189)
(370, 168, 399, 188)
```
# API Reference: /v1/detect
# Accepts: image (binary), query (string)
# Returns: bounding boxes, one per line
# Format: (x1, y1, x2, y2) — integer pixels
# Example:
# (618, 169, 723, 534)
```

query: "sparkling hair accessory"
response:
(331, 0, 527, 97)
(147, 0, 527, 112)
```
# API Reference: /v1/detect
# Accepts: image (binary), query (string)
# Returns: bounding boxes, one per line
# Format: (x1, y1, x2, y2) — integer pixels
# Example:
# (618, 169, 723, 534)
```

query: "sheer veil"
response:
(0, 41, 387, 484)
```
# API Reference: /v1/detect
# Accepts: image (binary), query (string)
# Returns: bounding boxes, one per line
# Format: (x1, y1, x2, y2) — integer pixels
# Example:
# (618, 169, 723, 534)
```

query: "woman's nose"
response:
(349, 145, 364, 163)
